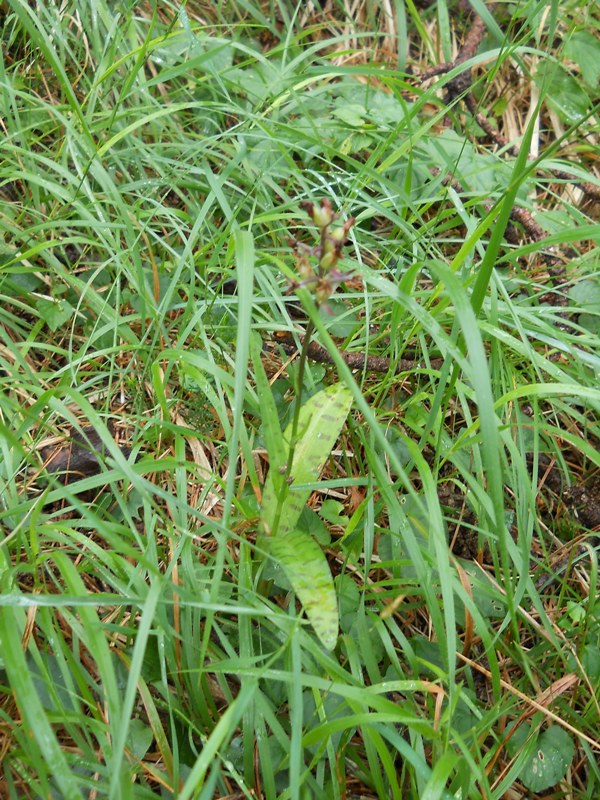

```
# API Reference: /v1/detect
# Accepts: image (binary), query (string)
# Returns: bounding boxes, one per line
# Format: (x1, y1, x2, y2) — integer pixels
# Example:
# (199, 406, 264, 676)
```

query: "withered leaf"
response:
(40, 422, 130, 486)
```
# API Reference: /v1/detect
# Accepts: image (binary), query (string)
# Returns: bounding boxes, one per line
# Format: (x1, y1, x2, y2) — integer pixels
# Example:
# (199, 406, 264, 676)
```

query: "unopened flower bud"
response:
(312, 199, 335, 230)
(315, 282, 333, 303)
(329, 226, 346, 243)
(319, 250, 336, 271)
(298, 253, 314, 281)
(323, 237, 335, 255)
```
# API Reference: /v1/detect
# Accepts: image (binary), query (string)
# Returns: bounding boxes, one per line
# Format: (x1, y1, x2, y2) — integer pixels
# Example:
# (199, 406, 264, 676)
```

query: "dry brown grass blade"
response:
(458, 652, 598, 751)
(488, 672, 584, 789)
(454, 559, 475, 658)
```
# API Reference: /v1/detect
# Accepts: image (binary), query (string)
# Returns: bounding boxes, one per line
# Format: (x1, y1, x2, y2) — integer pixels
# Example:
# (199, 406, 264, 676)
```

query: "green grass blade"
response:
(178, 679, 258, 800)
(0, 606, 83, 800)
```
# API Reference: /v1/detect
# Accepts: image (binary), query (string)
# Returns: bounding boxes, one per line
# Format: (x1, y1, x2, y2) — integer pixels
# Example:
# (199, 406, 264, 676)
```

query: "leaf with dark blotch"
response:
(269, 528, 338, 650)
(261, 383, 352, 537)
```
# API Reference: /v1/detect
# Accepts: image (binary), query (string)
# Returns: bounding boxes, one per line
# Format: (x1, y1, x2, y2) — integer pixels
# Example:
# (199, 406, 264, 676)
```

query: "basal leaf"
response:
(261, 382, 352, 537)
(260, 383, 351, 648)
(333, 104, 367, 127)
(523, 726, 574, 792)
(269, 528, 338, 650)
(36, 297, 74, 331)
(564, 30, 600, 88)
(536, 61, 590, 123)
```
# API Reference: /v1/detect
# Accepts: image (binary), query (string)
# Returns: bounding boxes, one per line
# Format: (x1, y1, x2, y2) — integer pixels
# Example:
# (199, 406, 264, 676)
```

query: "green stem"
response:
(283, 318, 314, 482)
(268, 317, 315, 537)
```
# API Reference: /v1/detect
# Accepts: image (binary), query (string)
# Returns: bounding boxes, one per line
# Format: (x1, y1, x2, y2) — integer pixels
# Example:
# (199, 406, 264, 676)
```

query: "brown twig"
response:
(463, 95, 600, 203)
(415, 8, 600, 207)
(273, 333, 443, 374)
(432, 166, 564, 269)
(548, 168, 600, 204)
(444, 14, 487, 101)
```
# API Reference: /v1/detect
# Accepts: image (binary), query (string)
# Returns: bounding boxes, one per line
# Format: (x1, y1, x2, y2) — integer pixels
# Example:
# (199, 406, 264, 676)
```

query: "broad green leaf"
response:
(260, 382, 351, 648)
(36, 297, 74, 331)
(536, 61, 590, 123)
(319, 499, 349, 528)
(320, 298, 360, 338)
(298, 506, 330, 546)
(564, 31, 600, 88)
(261, 382, 352, 537)
(333, 104, 367, 127)
(508, 723, 575, 793)
(582, 644, 600, 682)
(128, 718, 154, 759)
(568, 278, 600, 333)
(269, 528, 338, 650)
(568, 278, 600, 309)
